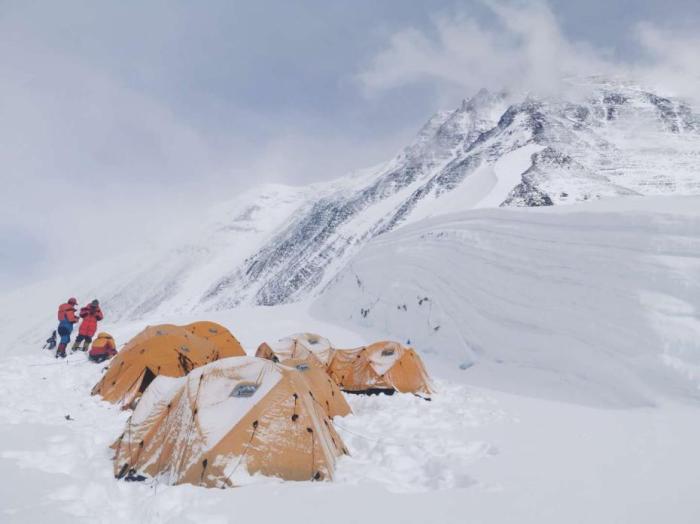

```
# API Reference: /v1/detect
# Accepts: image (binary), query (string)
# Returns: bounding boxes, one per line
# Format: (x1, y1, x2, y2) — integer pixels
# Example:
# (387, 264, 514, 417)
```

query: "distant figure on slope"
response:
(88, 332, 117, 363)
(56, 298, 79, 358)
(72, 299, 103, 352)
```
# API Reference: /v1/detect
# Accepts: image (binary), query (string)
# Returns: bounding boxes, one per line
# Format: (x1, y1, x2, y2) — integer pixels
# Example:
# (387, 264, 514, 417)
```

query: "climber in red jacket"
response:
(72, 299, 104, 352)
(56, 298, 79, 358)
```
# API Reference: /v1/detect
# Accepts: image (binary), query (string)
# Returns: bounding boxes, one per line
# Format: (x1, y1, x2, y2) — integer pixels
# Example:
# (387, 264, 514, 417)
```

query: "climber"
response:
(56, 298, 79, 358)
(72, 299, 103, 352)
(88, 332, 117, 363)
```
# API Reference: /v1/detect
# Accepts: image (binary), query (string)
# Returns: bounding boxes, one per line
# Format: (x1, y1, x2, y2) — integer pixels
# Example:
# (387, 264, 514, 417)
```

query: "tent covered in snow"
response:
(255, 333, 335, 367)
(112, 356, 349, 487)
(184, 320, 245, 358)
(281, 358, 351, 418)
(92, 324, 244, 408)
(328, 341, 432, 397)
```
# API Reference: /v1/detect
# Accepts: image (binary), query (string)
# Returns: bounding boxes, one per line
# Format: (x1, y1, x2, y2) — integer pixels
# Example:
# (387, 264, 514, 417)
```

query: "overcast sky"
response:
(1, 0, 699, 291)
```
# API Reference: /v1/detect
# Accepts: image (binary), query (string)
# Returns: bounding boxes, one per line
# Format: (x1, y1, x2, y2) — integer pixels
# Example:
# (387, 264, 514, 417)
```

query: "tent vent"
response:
(208, 328, 218, 334)
(230, 383, 258, 398)
(381, 348, 395, 356)
(295, 363, 310, 372)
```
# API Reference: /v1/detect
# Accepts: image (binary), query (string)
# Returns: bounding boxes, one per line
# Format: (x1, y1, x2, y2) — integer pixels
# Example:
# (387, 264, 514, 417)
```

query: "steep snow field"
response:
(2, 303, 700, 523)
(315, 195, 700, 407)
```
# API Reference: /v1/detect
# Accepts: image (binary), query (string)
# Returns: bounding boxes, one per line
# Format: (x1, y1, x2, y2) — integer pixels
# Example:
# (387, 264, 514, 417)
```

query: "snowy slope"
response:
(4, 75, 700, 523)
(3, 304, 700, 523)
(3, 80, 700, 340)
(3, 304, 700, 524)
(314, 196, 700, 407)
(206, 81, 700, 308)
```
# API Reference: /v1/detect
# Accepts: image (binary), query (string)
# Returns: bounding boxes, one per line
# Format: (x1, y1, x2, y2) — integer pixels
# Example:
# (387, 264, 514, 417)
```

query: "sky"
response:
(1, 0, 699, 291)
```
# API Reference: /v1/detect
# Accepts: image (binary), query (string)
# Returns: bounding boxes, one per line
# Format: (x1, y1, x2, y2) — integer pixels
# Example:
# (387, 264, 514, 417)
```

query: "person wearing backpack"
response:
(88, 332, 117, 363)
(56, 298, 79, 358)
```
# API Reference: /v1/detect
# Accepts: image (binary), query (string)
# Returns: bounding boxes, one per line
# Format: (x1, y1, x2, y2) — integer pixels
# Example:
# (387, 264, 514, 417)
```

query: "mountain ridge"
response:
(3, 79, 699, 333)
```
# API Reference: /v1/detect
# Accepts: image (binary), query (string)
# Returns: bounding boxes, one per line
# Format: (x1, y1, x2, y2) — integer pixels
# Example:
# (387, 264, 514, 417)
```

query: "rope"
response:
(28, 357, 92, 367)
(309, 426, 315, 480)
(174, 373, 205, 477)
(333, 421, 417, 448)
(221, 421, 259, 488)
(152, 404, 174, 475)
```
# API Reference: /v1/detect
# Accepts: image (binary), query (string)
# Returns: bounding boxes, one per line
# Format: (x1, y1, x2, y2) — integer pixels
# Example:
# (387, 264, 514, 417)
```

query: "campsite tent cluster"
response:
(92, 325, 432, 488)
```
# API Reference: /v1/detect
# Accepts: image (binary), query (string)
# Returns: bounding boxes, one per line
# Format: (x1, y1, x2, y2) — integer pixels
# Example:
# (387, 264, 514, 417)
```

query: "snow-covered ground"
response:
(316, 195, 700, 407)
(1, 300, 700, 523)
(2, 195, 700, 522)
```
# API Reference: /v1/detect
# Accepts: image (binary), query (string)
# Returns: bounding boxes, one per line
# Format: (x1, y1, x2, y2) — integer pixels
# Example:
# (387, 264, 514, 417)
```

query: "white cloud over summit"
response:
(359, 1, 700, 104)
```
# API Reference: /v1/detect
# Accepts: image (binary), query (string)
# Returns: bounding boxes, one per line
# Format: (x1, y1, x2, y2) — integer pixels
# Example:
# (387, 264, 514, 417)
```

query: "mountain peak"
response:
(59, 81, 700, 318)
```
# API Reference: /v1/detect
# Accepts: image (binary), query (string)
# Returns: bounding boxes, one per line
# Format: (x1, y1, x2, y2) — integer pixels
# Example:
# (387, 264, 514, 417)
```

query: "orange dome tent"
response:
(282, 358, 351, 418)
(92, 325, 234, 408)
(328, 341, 432, 398)
(184, 320, 245, 359)
(112, 357, 349, 487)
(255, 333, 335, 367)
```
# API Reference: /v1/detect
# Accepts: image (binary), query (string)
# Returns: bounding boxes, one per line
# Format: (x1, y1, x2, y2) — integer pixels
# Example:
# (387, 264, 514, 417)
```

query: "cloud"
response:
(358, 0, 700, 104)
(633, 23, 700, 101)
(3, 1, 699, 292)
(0, 36, 225, 286)
(0, 3, 412, 291)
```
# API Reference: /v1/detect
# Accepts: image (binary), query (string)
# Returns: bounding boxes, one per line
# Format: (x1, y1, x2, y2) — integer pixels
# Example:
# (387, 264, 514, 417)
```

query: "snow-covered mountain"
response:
(193, 79, 700, 311)
(4, 79, 699, 334)
(3, 81, 700, 522)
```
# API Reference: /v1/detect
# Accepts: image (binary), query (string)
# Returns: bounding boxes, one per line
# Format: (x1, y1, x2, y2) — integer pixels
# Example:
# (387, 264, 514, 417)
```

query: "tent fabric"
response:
(112, 356, 349, 487)
(280, 358, 351, 418)
(255, 333, 335, 366)
(328, 341, 432, 397)
(91, 324, 233, 408)
(184, 321, 245, 359)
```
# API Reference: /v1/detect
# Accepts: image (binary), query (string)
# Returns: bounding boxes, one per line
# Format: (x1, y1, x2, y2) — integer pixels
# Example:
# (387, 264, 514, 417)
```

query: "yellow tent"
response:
(255, 333, 335, 366)
(184, 320, 245, 359)
(328, 341, 432, 397)
(112, 357, 349, 487)
(92, 323, 244, 408)
(281, 358, 351, 418)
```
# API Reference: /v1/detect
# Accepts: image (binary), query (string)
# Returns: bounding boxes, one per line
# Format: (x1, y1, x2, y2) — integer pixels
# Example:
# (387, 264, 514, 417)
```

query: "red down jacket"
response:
(57, 302, 78, 323)
(78, 305, 104, 337)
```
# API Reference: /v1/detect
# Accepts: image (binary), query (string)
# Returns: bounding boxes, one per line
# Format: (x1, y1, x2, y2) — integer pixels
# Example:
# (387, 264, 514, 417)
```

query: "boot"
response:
(81, 341, 90, 352)
(56, 343, 67, 359)
(71, 340, 81, 352)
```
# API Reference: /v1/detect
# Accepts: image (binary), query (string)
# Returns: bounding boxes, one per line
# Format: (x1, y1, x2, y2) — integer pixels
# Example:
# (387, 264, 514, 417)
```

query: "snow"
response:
(475, 143, 544, 208)
(3, 193, 700, 521)
(406, 143, 545, 221)
(316, 195, 700, 408)
(2, 80, 700, 522)
(3, 306, 700, 522)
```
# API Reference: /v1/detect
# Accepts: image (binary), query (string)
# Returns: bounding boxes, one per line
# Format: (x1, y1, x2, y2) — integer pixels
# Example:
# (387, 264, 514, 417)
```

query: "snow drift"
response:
(314, 196, 700, 407)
